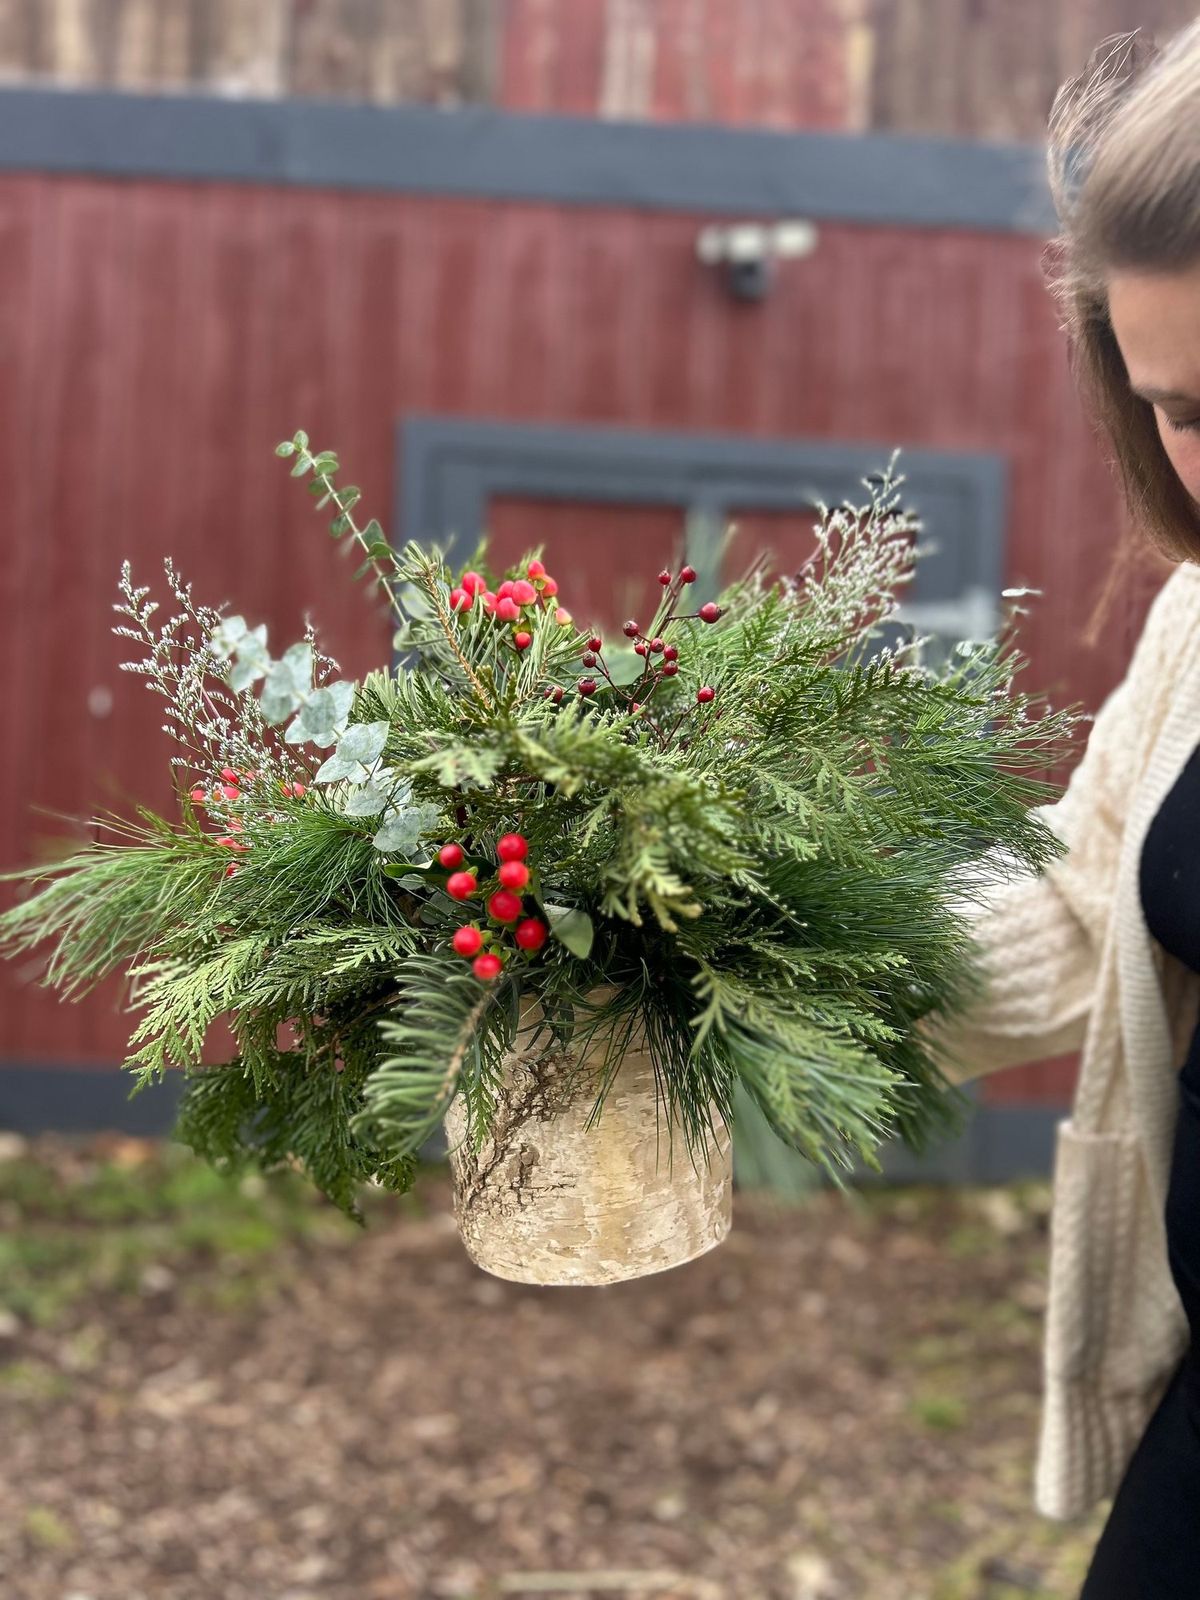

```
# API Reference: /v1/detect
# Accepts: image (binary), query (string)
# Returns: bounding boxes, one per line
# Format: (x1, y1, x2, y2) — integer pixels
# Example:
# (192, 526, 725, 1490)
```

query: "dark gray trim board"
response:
(0, 1063, 1058, 1182)
(1, 87, 1055, 234)
(399, 415, 1007, 629)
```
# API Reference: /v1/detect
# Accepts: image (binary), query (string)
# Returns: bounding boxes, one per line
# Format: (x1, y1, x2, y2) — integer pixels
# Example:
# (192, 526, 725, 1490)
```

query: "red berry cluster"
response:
(448, 563, 572, 652)
(190, 765, 308, 878)
(557, 564, 720, 728)
(438, 833, 549, 982)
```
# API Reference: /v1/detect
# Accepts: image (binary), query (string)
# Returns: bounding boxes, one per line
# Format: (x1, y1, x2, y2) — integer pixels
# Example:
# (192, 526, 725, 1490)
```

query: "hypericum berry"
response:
(515, 918, 548, 952)
(663, 644, 679, 662)
(528, 559, 546, 578)
(661, 661, 679, 677)
(216, 835, 250, 851)
(496, 580, 515, 600)
(541, 577, 559, 597)
(220, 785, 240, 802)
(543, 685, 564, 704)
(588, 635, 603, 652)
(680, 565, 697, 583)
(514, 631, 533, 651)
(453, 925, 484, 956)
(555, 607, 572, 625)
(498, 860, 530, 890)
(578, 677, 598, 696)
(658, 569, 672, 586)
(473, 952, 503, 981)
(461, 571, 487, 596)
(623, 620, 640, 638)
(220, 766, 240, 783)
(511, 579, 538, 606)
(697, 685, 716, 703)
(449, 586, 469, 611)
(698, 602, 723, 624)
(190, 787, 207, 804)
(497, 833, 528, 862)
(446, 871, 478, 901)
(225, 863, 239, 879)
(581, 650, 598, 668)
(482, 591, 498, 613)
(488, 889, 524, 923)
(496, 596, 521, 622)
(279, 781, 308, 799)
(634, 642, 648, 657)
(438, 842, 465, 869)
(648, 637, 664, 654)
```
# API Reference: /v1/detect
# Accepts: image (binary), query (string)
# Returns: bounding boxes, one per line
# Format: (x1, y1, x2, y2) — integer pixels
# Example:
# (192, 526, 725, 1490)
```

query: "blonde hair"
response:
(1045, 24, 1200, 647)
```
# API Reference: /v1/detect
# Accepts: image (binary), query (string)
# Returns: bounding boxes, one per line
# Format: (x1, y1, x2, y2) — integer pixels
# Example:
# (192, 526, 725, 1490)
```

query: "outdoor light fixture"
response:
(695, 219, 819, 302)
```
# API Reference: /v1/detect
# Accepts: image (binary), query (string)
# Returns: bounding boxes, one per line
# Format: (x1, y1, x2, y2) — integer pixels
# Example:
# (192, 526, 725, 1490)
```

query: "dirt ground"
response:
(0, 1135, 1109, 1600)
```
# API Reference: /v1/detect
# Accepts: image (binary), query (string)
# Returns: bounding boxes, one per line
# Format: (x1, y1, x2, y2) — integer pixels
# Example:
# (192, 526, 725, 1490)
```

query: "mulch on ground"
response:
(0, 1136, 1107, 1600)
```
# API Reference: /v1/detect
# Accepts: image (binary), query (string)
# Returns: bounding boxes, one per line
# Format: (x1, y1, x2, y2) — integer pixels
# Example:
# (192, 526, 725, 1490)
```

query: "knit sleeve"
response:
(923, 565, 1195, 1086)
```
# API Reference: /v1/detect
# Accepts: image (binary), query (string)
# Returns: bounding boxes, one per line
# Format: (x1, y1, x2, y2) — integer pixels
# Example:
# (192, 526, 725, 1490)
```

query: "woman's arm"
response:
(923, 565, 1196, 1085)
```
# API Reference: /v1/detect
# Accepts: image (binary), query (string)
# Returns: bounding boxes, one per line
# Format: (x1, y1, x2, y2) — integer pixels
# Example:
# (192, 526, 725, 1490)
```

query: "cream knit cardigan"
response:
(929, 558, 1200, 1521)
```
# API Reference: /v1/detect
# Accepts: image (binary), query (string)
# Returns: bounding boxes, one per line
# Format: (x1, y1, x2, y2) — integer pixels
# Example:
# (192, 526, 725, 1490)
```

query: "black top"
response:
(1140, 743, 1200, 1343)
(1081, 746, 1200, 1595)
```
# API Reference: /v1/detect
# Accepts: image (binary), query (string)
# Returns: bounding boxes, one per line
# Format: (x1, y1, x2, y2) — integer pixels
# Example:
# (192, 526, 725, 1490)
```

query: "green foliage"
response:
(0, 436, 1086, 1216)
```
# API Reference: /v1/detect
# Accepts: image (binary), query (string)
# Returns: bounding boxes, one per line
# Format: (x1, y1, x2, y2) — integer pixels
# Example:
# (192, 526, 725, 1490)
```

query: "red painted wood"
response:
(0, 173, 1153, 1115)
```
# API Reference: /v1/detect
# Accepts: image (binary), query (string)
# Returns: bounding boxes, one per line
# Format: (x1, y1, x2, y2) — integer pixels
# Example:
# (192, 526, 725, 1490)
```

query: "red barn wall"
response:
(0, 166, 1165, 1115)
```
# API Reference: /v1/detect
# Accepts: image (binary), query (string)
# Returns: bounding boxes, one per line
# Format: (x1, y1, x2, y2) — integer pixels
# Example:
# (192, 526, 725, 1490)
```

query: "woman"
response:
(926, 21, 1200, 1594)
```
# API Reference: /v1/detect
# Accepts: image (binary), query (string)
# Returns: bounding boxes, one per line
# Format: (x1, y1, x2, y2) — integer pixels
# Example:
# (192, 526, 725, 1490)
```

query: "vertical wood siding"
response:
(0, 172, 1162, 1109)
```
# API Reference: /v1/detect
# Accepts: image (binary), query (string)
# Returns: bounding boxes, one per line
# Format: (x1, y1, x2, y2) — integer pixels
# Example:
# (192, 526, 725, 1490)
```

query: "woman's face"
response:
(1108, 262, 1200, 505)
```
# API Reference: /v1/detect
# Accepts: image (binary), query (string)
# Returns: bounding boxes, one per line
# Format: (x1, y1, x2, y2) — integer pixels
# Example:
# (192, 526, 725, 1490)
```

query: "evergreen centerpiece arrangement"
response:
(0, 435, 1081, 1282)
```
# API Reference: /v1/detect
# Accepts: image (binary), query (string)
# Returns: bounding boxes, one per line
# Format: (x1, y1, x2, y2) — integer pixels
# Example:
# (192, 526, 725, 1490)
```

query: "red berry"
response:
(488, 889, 523, 922)
(497, 833, 528, 862)
(698, 602, 722, 624)
(623, 620, 639, 638)
(291, 782, 307, 798)
(473, 952, 503, 981)
(578, 678, 598, 695)
(514, 631, 533, 651)
(220, 785, 240, 802)
(540, 576, 559, 597)
(680, 565, 697, 584)
(190, 787, 207, 804)
(663, 644, 679, 662)
(658, 570, 672, 586)
(551, 686, 564, 704)
(498, 860, 530, 890)
(216, 835, 249, 850)
(555, 607, 572, 626)
(453, 925, 484, 956)
(634, 642, 648, 657)
(588, 635, 603, 652)
(438, 842, 465, 869)
(661, 661, 679, 677)
(515, 918, 548, 952)
(496, 580, 515, 599)
(446, 871, 478, 901)
(631, 701, 642, 712)
(461, 571, 486, 596)
(527, 559, 546, 578)
(449, 586, 469, 610)
(220, 766, 240, 783)
(581, 650, 598, 668)
(648, 637, 664, 654)
(496, 596, 520, 622)
(483, 591, 498, 613)
(697, 685, 716, 704)
(511, 579, 538, 605)
(224, 863, 239, 879)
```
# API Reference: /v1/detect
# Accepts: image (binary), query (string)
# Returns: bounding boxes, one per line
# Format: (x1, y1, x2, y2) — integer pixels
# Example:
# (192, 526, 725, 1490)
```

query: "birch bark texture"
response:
(442, 996, 733, 1286)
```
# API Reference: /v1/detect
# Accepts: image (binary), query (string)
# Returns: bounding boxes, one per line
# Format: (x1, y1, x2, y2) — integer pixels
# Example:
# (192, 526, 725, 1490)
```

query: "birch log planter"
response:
(442, 993, 734, 1286)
